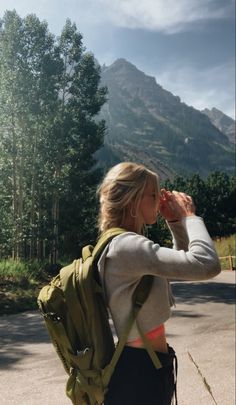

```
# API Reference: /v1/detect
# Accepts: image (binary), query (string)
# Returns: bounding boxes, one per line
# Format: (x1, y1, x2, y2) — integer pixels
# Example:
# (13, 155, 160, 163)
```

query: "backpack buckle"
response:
(43, 312, 61, 323)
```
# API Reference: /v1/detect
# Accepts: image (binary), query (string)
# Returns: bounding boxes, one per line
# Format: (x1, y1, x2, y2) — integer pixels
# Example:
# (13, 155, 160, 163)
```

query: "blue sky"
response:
(0, 0, 235, 119)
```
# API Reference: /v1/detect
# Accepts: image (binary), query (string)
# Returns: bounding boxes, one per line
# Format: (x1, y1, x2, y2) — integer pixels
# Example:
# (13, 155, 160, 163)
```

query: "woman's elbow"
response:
(205, 257, 221, 279)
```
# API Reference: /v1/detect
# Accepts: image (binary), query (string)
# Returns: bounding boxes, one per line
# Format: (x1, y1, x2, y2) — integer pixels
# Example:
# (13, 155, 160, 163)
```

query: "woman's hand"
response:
(159, 189, 195, 222)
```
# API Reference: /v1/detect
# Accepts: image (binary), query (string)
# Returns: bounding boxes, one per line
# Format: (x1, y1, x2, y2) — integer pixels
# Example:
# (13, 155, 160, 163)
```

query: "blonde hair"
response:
(97, 162, 160, 234)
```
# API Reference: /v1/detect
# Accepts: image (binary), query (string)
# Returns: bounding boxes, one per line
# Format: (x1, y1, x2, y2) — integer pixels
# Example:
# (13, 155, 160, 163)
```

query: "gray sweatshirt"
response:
(98, 216, 221, 341)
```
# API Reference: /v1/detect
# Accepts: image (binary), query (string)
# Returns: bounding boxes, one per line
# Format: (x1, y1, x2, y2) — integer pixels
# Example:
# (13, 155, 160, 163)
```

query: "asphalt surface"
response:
(0, 271, 235, 405)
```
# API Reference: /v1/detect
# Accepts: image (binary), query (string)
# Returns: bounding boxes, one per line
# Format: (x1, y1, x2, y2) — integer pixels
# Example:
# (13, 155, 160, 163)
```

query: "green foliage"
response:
(141, 169, 236, 245)
(0, 11, 106, 262)
(162, 171, 236, 238)
(147, 216, 173, 247)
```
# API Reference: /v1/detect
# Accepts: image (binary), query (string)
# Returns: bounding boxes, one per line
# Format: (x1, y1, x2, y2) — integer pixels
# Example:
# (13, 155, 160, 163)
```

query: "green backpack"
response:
(37, 228, 162, 405)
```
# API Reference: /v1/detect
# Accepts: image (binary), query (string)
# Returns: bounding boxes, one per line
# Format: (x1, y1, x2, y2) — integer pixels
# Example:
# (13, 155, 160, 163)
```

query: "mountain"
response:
(98, 58, 235, 179)
(201, 107, 235, 145)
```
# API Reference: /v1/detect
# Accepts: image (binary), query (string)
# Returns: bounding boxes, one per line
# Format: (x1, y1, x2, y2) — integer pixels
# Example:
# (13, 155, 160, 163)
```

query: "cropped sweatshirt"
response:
(98, 216, 221, 341)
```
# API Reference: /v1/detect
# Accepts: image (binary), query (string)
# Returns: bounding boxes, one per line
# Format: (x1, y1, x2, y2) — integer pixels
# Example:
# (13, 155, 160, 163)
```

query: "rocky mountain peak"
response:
(98, 59, 234, 178)
(202, 107, 235, 144)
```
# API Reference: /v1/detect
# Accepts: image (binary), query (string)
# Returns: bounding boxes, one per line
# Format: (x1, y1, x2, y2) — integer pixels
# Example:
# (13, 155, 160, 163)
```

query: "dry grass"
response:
(214, 234, 236, 270)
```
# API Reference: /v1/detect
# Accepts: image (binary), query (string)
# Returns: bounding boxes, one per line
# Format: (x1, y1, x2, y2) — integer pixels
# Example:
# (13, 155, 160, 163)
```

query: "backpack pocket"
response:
(66, 349, 106, 405)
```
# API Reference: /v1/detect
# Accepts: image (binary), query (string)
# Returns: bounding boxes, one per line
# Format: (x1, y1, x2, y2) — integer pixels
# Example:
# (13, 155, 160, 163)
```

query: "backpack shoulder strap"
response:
(132, 275, 162, 369)
(103, 274, 159, 386)
(92, 228, 126, 261)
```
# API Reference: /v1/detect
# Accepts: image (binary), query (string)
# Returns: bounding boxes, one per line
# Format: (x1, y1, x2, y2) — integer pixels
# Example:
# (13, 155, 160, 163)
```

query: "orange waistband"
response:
(127, 324, 165, 348)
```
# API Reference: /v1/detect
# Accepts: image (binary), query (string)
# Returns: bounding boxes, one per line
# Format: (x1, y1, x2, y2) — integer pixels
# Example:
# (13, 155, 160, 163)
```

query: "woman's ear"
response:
(121, 202, 139, 232)
(127, 201, 138, 219)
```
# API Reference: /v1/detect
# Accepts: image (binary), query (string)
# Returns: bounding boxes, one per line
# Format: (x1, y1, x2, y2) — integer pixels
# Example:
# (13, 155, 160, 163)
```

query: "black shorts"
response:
(104, 345, 177, 405)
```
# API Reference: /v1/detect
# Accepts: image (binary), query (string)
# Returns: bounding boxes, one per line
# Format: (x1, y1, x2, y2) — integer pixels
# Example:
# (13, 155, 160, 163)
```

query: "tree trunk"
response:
(18, 138, 24, 259)
(51, 188, 59, 265)
(29, 128, 38, 259)
(11, 115, 19, 260)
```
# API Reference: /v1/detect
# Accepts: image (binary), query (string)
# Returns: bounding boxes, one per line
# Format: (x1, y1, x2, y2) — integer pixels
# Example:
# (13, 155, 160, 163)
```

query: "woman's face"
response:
(139, 180, 160, 225)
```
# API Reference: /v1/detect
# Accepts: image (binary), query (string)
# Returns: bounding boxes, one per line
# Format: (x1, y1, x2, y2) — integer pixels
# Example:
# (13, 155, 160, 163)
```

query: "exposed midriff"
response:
(126, 324, 168, 353)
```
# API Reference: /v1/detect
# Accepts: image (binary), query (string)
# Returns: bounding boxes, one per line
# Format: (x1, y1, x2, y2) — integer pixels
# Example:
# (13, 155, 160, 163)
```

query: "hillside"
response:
(98, 58, 234, 179)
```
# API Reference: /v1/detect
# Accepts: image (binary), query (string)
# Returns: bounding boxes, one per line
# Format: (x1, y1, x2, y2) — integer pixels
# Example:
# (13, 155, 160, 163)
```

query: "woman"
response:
(97, 162, 221, 405)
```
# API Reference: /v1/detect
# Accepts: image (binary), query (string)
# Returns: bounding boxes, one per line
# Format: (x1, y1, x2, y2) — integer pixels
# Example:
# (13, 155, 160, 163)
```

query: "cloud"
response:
(154, 60, 235, 118)
(1, 0, 234, 34)
(97, 0, 235, 33)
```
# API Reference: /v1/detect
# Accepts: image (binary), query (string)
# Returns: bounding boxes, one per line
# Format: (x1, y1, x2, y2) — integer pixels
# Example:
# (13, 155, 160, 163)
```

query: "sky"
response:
(0, 0, 235, 119)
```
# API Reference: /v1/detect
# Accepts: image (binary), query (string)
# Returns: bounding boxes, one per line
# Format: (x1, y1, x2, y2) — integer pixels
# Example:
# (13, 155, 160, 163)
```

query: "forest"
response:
(0, 10, 235, 265)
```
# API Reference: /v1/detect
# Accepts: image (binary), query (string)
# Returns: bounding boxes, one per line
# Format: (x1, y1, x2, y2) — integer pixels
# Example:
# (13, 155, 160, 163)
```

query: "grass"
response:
(0, 259, 43, 281)
(0, 234, 235, 316)
(0, 260, 50, 316)
(214, 234, 236, 270)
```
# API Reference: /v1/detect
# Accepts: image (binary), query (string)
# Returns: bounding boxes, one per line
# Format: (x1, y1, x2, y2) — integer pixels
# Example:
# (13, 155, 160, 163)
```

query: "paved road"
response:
(0, 271, 235, 405)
